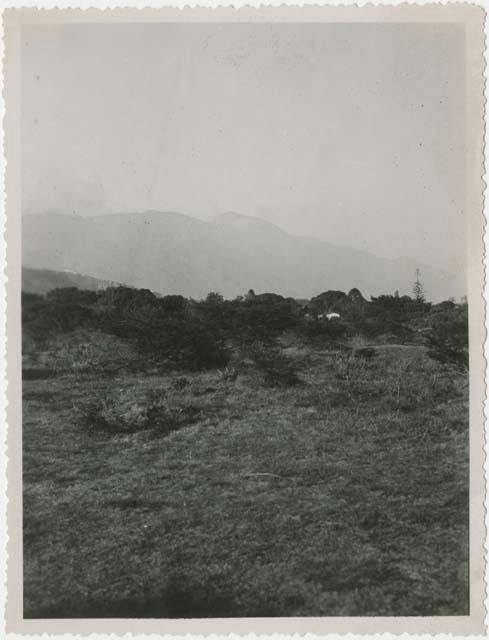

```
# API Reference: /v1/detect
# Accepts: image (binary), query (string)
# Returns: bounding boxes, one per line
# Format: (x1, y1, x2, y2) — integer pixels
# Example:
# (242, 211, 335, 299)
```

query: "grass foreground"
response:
(23, 342, 469, 617)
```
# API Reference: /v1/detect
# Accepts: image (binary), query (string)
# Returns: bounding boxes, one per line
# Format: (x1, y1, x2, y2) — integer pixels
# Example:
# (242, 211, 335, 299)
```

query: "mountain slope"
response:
(21, 266, 120, 295)
(22, 211, 462, 301)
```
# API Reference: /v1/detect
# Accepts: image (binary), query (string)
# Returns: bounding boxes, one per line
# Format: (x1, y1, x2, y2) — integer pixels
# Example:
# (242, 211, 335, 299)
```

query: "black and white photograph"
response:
(3, 5, 486, 634)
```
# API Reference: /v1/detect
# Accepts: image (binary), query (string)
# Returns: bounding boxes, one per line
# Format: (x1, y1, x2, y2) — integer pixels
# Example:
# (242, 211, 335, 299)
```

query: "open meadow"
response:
(22, 290, 469, 617)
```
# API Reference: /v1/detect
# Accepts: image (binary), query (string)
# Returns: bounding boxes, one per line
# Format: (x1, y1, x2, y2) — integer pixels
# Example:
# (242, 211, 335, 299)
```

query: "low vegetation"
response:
(22, 284, 469, 617)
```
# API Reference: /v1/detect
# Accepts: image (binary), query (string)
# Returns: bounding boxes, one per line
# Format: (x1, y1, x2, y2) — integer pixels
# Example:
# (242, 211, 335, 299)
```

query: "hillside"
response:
(22, 211, 462, 301)
(22, 267, 120, 295)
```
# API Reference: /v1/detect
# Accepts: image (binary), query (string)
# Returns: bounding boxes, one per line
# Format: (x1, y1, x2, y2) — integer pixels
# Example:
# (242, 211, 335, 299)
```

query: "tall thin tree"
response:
(413, 268, 426, 304)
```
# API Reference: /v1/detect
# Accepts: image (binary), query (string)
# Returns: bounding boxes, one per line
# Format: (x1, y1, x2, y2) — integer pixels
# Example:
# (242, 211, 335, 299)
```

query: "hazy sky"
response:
(21, 21, 465, 273)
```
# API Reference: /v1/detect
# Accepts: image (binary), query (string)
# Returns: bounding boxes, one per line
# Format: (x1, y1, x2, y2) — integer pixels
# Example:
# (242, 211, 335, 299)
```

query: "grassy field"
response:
(23, 341, 469, 617)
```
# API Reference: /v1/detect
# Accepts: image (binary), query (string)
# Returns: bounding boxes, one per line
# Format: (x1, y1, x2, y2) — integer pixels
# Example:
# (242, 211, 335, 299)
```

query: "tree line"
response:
(22, 283, 468, 371)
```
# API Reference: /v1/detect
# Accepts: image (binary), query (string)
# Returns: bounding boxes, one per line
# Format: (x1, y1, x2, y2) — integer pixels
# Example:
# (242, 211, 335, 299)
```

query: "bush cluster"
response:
(22, 284, 469, 374)
(75, 388, 201, 436)
(249, 342, 302, 387)
(425, 305, 468, 370)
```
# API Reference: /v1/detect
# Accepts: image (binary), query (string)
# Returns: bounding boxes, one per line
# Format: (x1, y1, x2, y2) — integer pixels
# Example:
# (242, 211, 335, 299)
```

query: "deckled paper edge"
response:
(1, 3, 487, 637)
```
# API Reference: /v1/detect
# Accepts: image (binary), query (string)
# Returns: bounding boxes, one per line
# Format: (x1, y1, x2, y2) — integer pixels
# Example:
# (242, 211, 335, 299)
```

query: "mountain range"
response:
(22, 211, 463, 301)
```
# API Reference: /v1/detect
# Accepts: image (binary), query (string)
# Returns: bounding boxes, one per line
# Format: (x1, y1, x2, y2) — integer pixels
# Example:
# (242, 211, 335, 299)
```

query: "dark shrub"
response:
(249, 343, 301, 387)
(97, 294, 230, 371)
(75, 388, 201, 435)
(97, 286, 157, 310)
(205, 292, 224, 305)
(306, 289, 368, 322)
(368, 294, 430, 323)
(229, 296, 298, 345)
(426, 309, 469, 370)
(22, 291, 44, 306)
(23, 294, 96, 346)
(158, 295, 188, 314)
(354, 317, 414, 343)
(136, 315, 230, 371)
(46, 287, 98, 306)
(308, 290, 348, 315)
(300, 317, 348, 342)
(170, 318, 230, 370)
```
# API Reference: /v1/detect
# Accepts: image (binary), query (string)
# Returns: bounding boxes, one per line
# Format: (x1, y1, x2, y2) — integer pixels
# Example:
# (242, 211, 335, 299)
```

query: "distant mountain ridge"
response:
(22, 211, 463, 301)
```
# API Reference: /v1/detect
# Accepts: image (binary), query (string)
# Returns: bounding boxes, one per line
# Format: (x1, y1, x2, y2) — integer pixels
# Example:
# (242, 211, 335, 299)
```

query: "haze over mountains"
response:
(23, 211, 463, 301)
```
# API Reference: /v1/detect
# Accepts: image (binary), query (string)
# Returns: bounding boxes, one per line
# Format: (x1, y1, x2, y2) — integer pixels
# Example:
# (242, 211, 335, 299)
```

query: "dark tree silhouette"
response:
(413, 269, 426, 304)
